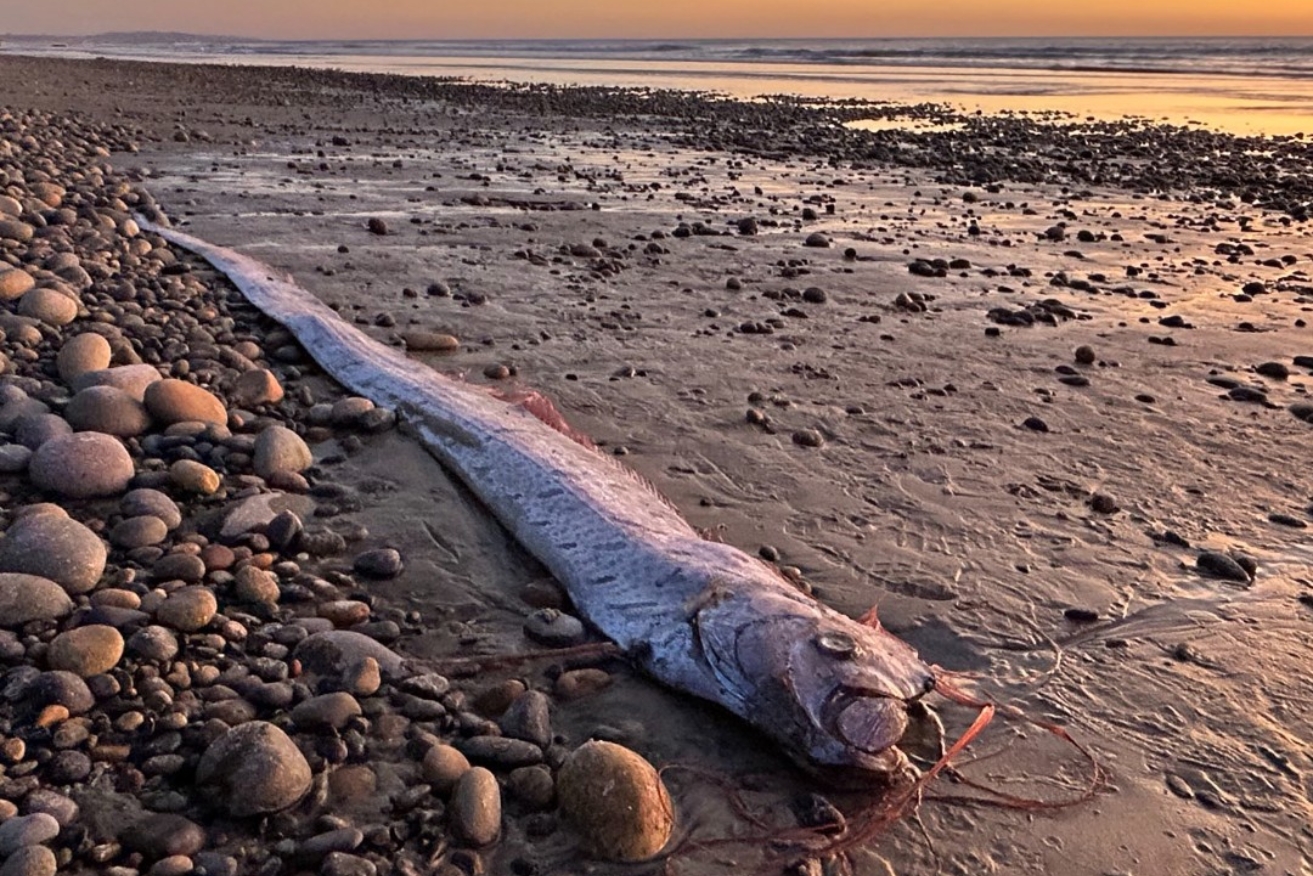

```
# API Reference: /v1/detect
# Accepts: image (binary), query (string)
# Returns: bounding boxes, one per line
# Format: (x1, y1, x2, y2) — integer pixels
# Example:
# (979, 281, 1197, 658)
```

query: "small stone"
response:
(1197, 551, 1252, 584)
(1022, 416, 1049, 433)
(46, 625, 124, 677)
(29, 431, 134, 498)
(119, 813, 207, 860)
(17, 288, 78, 327)
(421, 744, 471, 796)
(291, 692, 362, 732)
(499, 690, 552, 748)
(144, 379, 227, 427)
(169, 459, 221, 494)
(121, 489, 183, 529)
(233, 566, 280, 604)
(0, 514, 107, 595)
(507, 765, 556, 810)
(127, 626, 180, 662)
(523, 608, 586, 647)
(230, 369, 284, 407)
(14, 415, 71, 451)
(57, 333, 113, 382)
(253, 426, 312, 479)
(196, 721, 313, 816)
(1089, 493, 1118, 514)
(154, 586, 218, 632)
(318, 600, 371, 627)
(110, 515, 169, 549)
(803, 232, 831, 248)
(353, 548, 403, 579)
(321, 852, 376, 876)
(294, 630, 406, 681)
(64, 386, 152, 437)
(0, 574, 74, 626)
(1255, 361, 1289, 380)
(0, 813, 60, 857)
(1074, 345, 1097, 365)
(791, 429, 824, 448)
(450, 767, 501, 847)
(0, 268, 35, 301)
(557, 741, 674, 861)
(0, 844, 57, 876)
(153, 552, 206, 582)
(554, 668, 613, 700)
(71, 364, 162, 401)
(401, 331, 460, 352)
(366, 217, 388, 235)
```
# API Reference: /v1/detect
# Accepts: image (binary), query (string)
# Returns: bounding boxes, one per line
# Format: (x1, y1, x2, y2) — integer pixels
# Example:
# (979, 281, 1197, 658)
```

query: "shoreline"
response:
(0, 52, 1310, 876)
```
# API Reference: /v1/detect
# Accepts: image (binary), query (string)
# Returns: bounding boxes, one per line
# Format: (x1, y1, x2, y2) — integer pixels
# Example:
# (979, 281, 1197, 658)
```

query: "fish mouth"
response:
(823, 687, 909, 755)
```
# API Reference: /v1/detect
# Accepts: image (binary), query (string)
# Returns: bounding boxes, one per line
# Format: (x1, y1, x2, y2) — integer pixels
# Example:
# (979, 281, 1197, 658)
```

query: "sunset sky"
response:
(5, 0, 1311, 39)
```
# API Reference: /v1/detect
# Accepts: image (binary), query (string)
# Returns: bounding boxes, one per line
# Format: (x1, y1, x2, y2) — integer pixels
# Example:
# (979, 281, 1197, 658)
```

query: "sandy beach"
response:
(0, 53, 1310, 876)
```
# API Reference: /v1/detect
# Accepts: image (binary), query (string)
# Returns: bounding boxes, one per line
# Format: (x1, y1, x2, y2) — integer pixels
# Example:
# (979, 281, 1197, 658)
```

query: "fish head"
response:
(701, 590, 935, 776)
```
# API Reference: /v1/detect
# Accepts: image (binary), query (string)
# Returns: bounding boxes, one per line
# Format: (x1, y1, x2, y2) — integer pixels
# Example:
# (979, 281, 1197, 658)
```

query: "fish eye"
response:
(814, 631, 859, 659)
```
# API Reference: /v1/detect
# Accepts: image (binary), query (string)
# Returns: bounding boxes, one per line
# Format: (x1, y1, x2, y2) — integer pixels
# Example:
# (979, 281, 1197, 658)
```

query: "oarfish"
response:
(138, 217, 938, 776)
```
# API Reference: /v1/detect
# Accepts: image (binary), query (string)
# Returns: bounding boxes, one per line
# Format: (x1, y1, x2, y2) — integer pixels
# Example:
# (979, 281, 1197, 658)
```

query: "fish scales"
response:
(140, 218, 936, 774)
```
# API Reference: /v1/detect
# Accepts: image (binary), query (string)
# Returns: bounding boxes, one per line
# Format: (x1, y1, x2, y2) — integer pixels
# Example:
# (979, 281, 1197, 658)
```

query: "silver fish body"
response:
(139, 218, 936, 774)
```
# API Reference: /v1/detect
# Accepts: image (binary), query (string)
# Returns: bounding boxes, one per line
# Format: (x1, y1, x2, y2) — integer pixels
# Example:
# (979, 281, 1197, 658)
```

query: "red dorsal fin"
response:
(857, 604, 882, 630)
(494, 389, 597, 450)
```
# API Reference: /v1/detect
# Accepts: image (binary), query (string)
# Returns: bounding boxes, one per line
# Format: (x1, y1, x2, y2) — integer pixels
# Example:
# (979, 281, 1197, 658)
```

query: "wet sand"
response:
(2, 54, 1312, 875)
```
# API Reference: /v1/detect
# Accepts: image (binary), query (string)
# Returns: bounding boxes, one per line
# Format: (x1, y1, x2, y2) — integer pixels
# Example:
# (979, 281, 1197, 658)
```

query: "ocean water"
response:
(6, 34, 1313, 135)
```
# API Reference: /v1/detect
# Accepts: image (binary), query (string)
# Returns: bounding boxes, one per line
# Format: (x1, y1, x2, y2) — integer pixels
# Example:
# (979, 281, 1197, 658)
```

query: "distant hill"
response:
(1, 31, 257, 44)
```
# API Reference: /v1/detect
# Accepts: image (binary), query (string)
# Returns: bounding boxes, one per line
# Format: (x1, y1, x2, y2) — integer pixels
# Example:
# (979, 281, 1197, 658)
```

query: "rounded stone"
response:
(46, 625, 124, 677)
(0, 444, 32, 473)
(65, 386, 152, 437)
(0, 843, 57, 876)
(109, 515, 169, 549)
(557, 741, 674, 861)
(29, 431, 134, 498)
(352, 548, 403, 579)
(144, 379, 227, 426)
(523, 608, 586, 647)
(127, 625, 180, 662)
(14, 414, 72, 451)
(196, 721, 313, 817)
(0, 574, 74, 627)
(290, 692, 362, 732)
(119, 813, 207, 860)
(253, 426, 312, 479)
(71, 364, 163, 401)
(232, 565, 279, 604)
(421, 744, 471, 796)
(169, 459, 221, 494)
(17, 288, 78, 327)
(0, 514, 107, 595)
(154, 586, 218, 632)
(231, 369, 283, 407)
(0, 813, 60, 858)
(121, 489, 183, 530)
(0, 268, 35, 301)
(449, 767, 501, 847)
(57, 333, 113, 382)
(25, 672, 94, 716)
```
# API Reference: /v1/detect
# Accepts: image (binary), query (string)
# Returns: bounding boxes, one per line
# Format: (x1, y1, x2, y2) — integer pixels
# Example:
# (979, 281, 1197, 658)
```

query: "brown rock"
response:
(0, 268, 35, 301)
(57, 333, 113, 383)
(144, 379, 227, 426)
(557, 741, 674, 861)
(46, 625, 124, 677)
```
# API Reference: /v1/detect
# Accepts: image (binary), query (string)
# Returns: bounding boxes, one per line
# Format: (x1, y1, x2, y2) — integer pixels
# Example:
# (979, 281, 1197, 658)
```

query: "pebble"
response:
(71, 364, 163, 401)
(401, 331, 460, 352)
(291, 692, 362, 731)
(450, 767, 501, 847)
(556, 741, 674, 861)
(0, 513, 107, 594)
(253, 425, 312, 478)
(46, 625, 124, 677)
(110, 515, 169, 549)
(352, 547, 403, 579)
(457, 736, 544, 768)
(0, 844, 57, 876)
(168, 459, 221, 494)
(322, 853, 376, 876)
(421, 744, 471, 795)
(1074, 345, 1097, 365)
(127, 626, 179, 662)
(29, 431, 135, 498)
(507, 765, 556, 810)
(196, 721, 313, 816)
(119, 813, 207, 860)
(0, 267, 35, 301)
(499, 690, 552, 748)
(231, 369, 284, 407)
(1197, 551, 1252, 584)
(17, 287, 78, 327)
(65, 386, 153, 436)
(56, 332, 113, 382)
(803, 232, 831, 248)
(295, 630, 407, 680)
(14, 414, 72, 451)
(0, 813, 59, 858)
(554, 668, 613, 700)
(154, 586, 218, 632)
(143, 378, 228, 426)
(233, 565, 280, 604)
(792, 429, 825, 448)
(27, 670, 94, 715)
(0, 574, 74, 626)
(523, 608, 586, 646)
